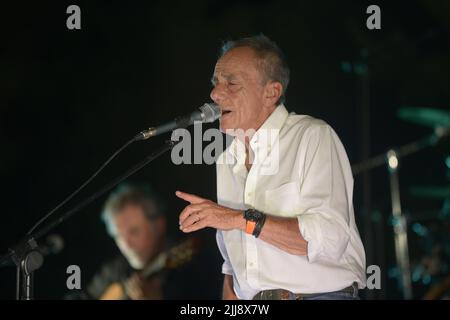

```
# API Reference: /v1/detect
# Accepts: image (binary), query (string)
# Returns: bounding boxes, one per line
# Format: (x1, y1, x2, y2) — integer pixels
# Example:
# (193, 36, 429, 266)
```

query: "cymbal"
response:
(409, 185, 450, 199)
(397, 107, 450, 128)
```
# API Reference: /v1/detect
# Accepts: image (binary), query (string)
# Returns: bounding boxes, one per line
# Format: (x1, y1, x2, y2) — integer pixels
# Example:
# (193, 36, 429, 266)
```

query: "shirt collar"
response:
(227, 104, 289, 162)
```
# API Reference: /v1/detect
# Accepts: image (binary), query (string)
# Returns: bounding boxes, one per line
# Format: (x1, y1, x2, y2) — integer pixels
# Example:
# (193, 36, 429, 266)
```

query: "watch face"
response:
(245, 209, 262, 222)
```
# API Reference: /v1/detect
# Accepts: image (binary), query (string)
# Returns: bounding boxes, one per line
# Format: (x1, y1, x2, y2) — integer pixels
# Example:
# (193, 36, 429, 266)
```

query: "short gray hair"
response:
(101, 184, 165, 236)
(220, 34, 290, 105)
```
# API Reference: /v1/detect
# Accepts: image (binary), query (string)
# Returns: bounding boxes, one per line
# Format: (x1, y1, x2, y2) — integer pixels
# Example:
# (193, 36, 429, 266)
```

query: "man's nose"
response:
(210, 84, 225, 105)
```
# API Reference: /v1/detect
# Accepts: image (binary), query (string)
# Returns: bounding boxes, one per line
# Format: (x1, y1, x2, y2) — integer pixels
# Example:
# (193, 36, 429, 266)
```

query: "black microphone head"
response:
(200, 103, 221, 123)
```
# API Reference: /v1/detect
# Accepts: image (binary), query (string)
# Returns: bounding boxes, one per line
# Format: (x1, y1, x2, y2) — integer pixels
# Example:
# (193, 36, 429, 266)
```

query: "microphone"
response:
(136, 103, 221, 140)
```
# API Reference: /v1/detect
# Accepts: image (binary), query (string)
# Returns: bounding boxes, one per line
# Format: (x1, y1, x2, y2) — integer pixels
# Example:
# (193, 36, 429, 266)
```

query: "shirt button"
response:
(249, 262, 254, 267)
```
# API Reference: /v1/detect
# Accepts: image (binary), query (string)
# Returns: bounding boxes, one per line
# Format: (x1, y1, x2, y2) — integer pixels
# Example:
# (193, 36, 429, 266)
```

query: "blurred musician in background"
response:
(70, 184, 203, 300)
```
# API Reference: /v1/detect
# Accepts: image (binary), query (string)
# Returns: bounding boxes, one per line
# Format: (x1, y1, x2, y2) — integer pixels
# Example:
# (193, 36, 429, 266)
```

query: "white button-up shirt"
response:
(216, 104, 366, 300)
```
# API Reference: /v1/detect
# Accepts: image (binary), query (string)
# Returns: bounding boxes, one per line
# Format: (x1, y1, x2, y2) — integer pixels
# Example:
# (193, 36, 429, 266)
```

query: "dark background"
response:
(1, 0, 449, 299)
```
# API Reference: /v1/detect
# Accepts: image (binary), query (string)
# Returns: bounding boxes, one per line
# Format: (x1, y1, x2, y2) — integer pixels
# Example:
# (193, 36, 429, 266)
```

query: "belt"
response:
(252, 282, 358, 300)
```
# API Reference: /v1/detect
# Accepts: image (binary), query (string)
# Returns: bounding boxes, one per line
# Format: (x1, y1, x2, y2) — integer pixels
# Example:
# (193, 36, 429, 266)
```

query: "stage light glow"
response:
(388, 154, 398, 169)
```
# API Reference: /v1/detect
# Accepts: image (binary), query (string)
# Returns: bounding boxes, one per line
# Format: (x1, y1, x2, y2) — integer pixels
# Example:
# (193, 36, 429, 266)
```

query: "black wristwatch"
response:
(243, 209, 267, 238)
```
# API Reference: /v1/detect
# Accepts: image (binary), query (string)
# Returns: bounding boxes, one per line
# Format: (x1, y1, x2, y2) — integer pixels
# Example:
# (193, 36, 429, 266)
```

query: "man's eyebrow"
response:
(210, 73, 238, 85)
(224, 74, 237, 81)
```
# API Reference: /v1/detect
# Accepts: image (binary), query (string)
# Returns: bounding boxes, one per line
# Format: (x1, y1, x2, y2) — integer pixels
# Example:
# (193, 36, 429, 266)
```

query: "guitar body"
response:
(100, 282, 125, 300)
(98, 237, 200, 300)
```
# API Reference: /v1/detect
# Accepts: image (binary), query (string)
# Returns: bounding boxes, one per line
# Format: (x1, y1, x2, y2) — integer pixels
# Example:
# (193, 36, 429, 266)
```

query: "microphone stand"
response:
(0, 139, 179, 300)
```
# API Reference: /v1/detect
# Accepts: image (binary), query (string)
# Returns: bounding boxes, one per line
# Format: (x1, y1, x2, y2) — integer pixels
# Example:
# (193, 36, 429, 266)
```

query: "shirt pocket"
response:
(264, 181, 301, 217)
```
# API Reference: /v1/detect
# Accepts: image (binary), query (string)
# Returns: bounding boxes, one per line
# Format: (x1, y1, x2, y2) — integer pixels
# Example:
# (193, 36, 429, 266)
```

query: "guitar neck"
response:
(141, 252, 168, 278)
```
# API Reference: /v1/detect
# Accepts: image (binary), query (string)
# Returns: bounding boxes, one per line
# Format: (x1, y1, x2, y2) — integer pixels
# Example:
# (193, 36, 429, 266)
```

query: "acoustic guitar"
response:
(100, 237, 200, 300)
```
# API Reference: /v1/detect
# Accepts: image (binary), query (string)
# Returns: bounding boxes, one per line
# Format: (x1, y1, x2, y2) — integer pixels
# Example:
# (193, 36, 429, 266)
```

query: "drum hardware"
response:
(351, 106, 449, 299)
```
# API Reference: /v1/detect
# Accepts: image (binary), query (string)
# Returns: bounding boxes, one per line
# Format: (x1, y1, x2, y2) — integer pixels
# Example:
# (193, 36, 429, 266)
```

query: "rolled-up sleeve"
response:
(296, 125, 353, 263)
(216, 230, 233, 275)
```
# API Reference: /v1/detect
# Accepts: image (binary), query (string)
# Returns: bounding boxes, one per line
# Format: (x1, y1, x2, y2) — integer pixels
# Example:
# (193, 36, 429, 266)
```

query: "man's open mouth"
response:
(221, 109, 232, 116)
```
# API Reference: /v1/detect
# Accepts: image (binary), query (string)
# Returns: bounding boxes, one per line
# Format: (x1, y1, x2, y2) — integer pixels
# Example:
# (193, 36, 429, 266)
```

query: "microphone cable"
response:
(26, 133, 142, 236)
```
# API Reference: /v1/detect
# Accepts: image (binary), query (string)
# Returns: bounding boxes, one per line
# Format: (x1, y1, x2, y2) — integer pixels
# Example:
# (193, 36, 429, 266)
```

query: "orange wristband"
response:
(245, 220, 256, 235)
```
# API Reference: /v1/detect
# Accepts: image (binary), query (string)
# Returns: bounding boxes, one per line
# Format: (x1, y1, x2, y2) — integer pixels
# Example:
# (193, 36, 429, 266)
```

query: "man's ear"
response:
(263, 81, 283, 107)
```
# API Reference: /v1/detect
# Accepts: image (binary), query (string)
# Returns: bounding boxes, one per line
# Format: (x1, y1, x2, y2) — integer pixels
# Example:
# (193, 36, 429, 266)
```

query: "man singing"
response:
(176, 34, 366, 300)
